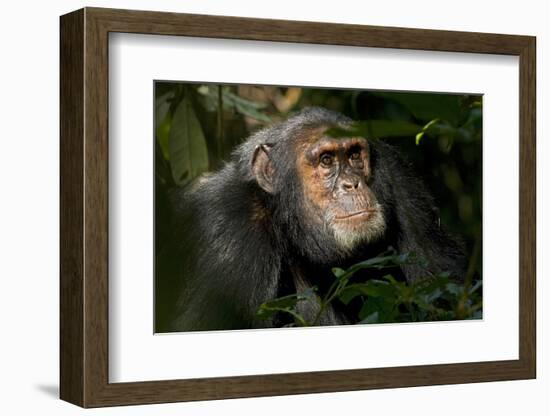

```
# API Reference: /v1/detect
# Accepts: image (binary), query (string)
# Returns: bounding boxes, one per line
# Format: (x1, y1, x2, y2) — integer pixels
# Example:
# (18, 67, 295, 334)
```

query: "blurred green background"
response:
(155, 82, 482, 279)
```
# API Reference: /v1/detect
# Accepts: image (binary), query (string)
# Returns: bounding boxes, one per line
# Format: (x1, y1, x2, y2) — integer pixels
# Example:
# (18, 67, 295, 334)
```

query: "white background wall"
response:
(0, 0, 546, 414)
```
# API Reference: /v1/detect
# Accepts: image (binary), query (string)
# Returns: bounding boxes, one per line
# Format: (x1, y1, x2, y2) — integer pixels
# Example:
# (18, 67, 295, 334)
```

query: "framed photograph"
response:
(60, 7, 536, 408)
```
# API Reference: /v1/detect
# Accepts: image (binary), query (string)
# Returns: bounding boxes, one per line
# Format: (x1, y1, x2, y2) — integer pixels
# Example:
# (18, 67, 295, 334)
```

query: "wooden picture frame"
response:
(60, 7, 536, 408)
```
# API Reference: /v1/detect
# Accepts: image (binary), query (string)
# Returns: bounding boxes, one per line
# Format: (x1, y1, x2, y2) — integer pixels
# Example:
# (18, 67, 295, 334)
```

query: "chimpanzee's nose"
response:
(341, 177, 360, 191)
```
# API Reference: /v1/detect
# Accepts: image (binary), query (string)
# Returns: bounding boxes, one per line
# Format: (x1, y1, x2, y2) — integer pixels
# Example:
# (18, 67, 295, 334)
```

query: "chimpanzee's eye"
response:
(320, 153, 334, 167)
(350, 150, 361, 160)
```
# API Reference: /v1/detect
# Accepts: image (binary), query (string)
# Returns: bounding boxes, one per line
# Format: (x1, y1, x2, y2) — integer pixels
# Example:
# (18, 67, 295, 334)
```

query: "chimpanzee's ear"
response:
(251, 144, 275, 194)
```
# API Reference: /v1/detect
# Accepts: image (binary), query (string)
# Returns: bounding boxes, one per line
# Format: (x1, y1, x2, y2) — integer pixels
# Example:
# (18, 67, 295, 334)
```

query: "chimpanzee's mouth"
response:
(335, 208, 377, 220)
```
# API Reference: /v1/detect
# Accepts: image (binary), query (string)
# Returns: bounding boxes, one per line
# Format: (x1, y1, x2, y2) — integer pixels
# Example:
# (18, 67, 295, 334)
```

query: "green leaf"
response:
(414, 276, 449, 304)
(155, 138, 173, 186)
(420, 288, 444, 304)
(155, 91, 175, 160)
(234, 102, 271, 122)
(382, 274, 399, 285)
(358, 297, 395, 322)
(256, 288, 317, 323)
(332, 267, 347, 279)
(469, 280, 483, 294)
(168, 97, 209, 186)
(229, 94, 271, 122)
(155, 91, 173, 126)
(223, 90, 268, 110)
(359, 311, 380, 324)
(417, 275, 449, 293)
(445, 282, 463, 298)
(343, 250, 416, 276)
(338, 285, 365, 305)
(260, 295, 301, 311)
(196, 87, 271, 122)
(415, 118, 440, 145)
(156, 114, 171, 160)
(339, 280, 398, 305)
(462, 107, 482, 130)
(255, 305, 309, 327)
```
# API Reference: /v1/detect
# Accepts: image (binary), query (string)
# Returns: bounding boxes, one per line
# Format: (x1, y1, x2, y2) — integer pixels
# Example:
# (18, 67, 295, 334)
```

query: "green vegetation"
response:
(257, 249, 482, 326)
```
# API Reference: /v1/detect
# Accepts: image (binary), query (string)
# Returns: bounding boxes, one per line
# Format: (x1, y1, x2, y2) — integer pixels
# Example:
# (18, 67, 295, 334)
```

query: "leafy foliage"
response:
(168, 97, 210, 186)
(155, 84, 273, 187)
(256, 249, 482, 327)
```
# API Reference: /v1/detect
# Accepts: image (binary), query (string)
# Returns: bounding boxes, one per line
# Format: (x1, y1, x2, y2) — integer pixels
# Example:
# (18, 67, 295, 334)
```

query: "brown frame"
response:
(60, 7, 536, 408)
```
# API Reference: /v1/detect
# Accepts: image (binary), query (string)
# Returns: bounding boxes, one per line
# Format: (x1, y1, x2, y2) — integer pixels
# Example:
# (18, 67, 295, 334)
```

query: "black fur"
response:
(155, 107, 466, 332)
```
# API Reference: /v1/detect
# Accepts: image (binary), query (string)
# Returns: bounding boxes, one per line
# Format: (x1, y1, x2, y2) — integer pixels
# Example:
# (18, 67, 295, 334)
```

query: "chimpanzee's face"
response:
(296, 134, 386, 250)
(250, 127, 386, 253)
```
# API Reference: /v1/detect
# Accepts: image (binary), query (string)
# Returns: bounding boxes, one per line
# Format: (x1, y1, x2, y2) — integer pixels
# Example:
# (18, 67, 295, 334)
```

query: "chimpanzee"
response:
(155, 107, 466, 332)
